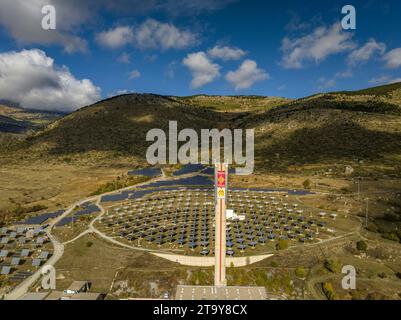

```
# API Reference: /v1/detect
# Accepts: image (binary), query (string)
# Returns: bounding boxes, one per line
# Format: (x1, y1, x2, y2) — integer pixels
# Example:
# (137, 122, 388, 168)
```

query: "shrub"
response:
(340, 187, 352, 194)
(86, 241, 93, 248)
(383, 233, 400, 242)
(324, 259, 341, 273)
(322, 282, 336, 300)
(356, 240, 368, 251)
(91, 175, 150, 196)
(295, 267, 307, 278)
(303, 179, 311, 189)
(271, 261, 279, 268)
(276, 239, 289, 251)
(366, 292, 384, 300)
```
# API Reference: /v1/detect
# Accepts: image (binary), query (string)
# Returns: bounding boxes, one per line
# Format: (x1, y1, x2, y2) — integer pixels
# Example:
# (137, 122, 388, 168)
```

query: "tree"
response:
(295, 267, 307, 278)
(356, 240, 368, 251)
(303, 179, 311, 190)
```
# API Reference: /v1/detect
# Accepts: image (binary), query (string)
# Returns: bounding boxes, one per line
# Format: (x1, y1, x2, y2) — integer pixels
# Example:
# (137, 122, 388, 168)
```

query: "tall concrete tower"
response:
(214, 163, 228, 287)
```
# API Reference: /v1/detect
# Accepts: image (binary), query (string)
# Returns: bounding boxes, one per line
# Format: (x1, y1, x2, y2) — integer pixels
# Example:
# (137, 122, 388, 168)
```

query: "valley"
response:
(1, 83, 401, 300)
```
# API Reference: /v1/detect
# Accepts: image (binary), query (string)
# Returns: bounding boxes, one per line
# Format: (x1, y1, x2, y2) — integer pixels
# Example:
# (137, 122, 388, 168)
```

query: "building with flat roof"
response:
(64, 280, 90, 295)
(46, 291, 103, 300)
(45, 291, 65, 300)
(18, 292, 49, 300)
(63, 292, 104, 300)
(175, 285, 267, 300)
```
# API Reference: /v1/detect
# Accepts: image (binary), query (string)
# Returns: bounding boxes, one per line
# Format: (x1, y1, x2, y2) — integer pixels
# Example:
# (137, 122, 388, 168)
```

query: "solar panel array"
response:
(9, 271, 33, 282)
(16, 210, 64, 225)
(98, 189, 328, 256)
(0, 227, 52, 280)
(172, 164, 206, 176)
(55, 204, 101, 227)
(138, 175, 213, 189)
(101, 192, 133, 203)
(128, 167, 162, 177)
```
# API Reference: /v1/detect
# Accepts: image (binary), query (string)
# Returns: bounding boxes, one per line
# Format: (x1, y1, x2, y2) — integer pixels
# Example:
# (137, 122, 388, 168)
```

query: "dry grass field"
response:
(0, 163, 130, 221)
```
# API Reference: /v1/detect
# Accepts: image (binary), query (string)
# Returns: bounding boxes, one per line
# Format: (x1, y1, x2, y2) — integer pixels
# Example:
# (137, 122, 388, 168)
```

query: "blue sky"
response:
(0, 0, 401, 111)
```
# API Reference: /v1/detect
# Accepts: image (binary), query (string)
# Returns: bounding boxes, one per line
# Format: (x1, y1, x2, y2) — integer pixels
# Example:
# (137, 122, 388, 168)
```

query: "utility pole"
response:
(357, 178, 360, 200)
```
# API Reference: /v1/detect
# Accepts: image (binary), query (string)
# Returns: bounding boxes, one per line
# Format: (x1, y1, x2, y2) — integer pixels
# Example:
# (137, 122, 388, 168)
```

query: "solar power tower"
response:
(214, 163, 228, 287)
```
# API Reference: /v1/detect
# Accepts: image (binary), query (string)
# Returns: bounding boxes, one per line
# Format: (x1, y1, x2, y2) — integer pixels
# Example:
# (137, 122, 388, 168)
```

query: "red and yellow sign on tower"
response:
(216, 170, 227, 200)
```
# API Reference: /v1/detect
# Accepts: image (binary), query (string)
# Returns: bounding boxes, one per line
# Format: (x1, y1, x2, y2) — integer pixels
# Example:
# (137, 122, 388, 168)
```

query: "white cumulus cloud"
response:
(226, 59, 269, 90)
(369, 76, 401, 85)
(134, 19, 197, 50)
(128, 70, 141, 80)
(0, 1, 232, 52)
(388, 78, 401, 84)
(281, 23, 355, 69)
(318, 77, 336, 90)
(347, 39, 386, 66)
(207, 45, 246, 61)
(0, 0, 88, 53)
(369, 75, 391, 85)
(182, 52, 220, 89)
(96, 26, 134, 49)
(96, 19, 197, 51)
(383, 48, 401, 69)
(117, 52, 131, 64)
(0, 49, 101, 112)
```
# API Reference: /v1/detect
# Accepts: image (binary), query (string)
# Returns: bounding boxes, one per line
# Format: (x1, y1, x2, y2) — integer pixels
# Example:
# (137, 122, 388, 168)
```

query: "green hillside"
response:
(10, 94, 226, 165)
(2, 84, 401, 177)
(240, 83, 401, 175)
(336, 81, 401, 97)
(0, 103, 63, 134)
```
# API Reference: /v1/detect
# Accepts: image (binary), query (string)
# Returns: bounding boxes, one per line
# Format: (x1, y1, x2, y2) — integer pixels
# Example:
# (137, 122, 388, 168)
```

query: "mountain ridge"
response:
(1, 82, 401, 176)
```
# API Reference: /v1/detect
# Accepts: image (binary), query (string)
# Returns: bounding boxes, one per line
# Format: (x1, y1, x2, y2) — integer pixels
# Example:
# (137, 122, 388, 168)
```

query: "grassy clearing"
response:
(90, 175, 151, 196)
